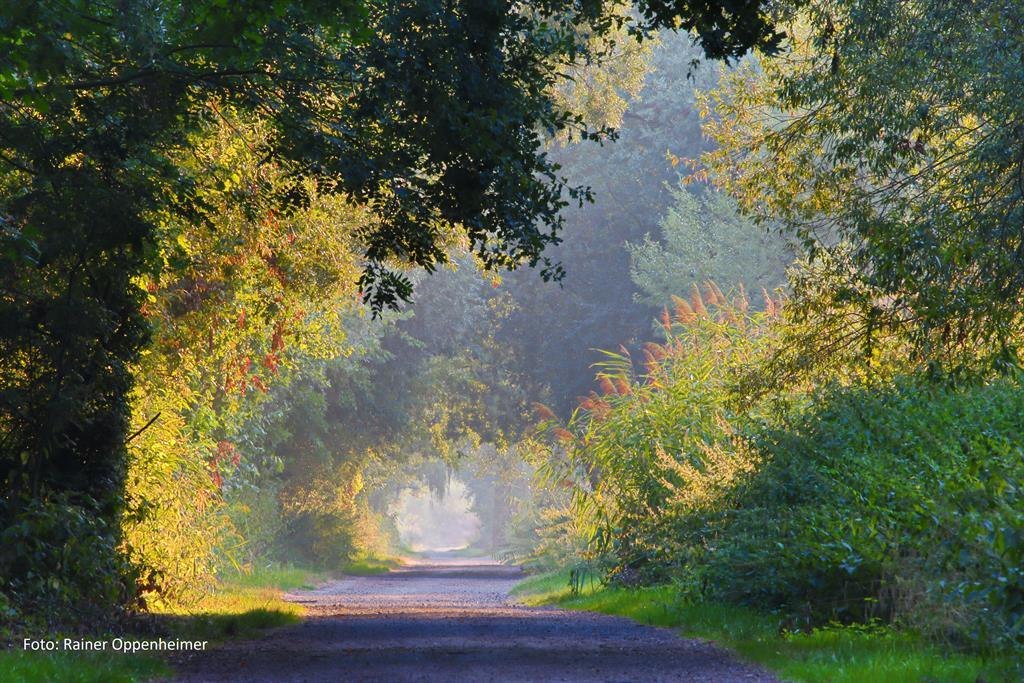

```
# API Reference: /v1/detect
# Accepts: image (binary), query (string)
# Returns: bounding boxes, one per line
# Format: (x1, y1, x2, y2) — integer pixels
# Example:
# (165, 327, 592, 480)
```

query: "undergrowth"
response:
(513, 570, 1023, 683)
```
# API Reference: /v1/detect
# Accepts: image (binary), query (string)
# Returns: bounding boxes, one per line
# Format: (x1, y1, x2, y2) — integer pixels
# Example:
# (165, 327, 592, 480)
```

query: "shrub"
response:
(0, 495, 136, 630)
(536, 285, 785, 582)
(537, 285, 1024, 653)
(685, 377, 1024, 651)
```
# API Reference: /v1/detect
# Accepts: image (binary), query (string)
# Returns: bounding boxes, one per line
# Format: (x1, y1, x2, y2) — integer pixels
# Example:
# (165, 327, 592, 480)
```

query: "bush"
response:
(122, 404, 233, 607)
(276, 462, 385, 570)
(682, 377, 1024, 651)
(538, 286, 1024, 653)
(541, 284, 784, 583)
(0, 496, 136, 630)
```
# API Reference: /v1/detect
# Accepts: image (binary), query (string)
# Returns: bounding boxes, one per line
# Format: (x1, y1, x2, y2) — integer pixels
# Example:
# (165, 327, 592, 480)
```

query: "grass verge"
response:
(152, 563, 322, 642)
(1, 563, 323, 682)
(512, 570, 1022, 683)
(340, 555, 402, 576)
(0, 651, 169, 683)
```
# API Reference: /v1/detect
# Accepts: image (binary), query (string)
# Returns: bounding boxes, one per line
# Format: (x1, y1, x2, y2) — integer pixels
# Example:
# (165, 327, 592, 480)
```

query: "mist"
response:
(389, 479, 482, 553)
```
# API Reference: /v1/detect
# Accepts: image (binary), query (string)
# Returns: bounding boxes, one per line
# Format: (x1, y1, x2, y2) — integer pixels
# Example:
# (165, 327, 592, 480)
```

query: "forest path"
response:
(172, 554, 777, 682)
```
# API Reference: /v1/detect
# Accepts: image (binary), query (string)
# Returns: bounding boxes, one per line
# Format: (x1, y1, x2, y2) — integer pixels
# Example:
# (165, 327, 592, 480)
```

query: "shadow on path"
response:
(172, 553, 777, 682)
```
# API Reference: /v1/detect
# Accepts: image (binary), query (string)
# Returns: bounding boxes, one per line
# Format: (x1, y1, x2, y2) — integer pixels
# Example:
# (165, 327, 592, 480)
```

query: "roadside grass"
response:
(341, 555, 402, 576)
(0, 563, 322, 682)
(152, 563, 322, 642)
(216, 563, 323, 591)
(513, 570, 1022, 683)
(0, 650, 168, 683)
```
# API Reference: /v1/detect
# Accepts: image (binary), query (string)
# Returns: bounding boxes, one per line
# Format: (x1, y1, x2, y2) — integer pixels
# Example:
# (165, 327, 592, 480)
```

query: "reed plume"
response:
(735, 283, 749, 312)
(532, 402, 557, 421)
(708, 280, 727, 305)
(671, 295, 696, 323)
(553, 427, 575, 444)
(690, 283, 707, 316)
(643, 342, 667, 360)
(762, 287, 777, 317)
(703, 281, 720, 306)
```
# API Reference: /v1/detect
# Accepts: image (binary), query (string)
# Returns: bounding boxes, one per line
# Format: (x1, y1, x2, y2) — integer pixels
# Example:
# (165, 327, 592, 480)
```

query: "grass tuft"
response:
(341, 556, 402, 576)
(217, 563, 323, 592)
(152, 564, 320, 642)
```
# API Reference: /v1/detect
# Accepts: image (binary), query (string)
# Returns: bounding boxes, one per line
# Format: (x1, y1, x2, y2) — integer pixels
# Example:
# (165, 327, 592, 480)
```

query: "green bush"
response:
(540, 291, 1024, 652)
(683, 378, 1024, 651)
(281, 510, 358, 569)
(538, 286, 784, 584)
(0, 496, 136, 630)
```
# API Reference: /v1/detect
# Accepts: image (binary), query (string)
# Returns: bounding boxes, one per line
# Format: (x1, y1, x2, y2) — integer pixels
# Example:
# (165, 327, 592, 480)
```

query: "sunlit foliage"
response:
(699, 0, 1024, 375)
(122, 112, 369, 603)
(533, 287, 785, 579)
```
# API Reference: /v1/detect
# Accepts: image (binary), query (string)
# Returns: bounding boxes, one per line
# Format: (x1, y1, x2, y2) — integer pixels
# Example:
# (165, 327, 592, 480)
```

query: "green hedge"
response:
(673, 378, 1024, 651)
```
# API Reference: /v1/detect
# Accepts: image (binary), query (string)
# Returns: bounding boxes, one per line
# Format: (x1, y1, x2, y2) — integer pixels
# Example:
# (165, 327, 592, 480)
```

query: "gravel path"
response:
(173, 555, 778, 682)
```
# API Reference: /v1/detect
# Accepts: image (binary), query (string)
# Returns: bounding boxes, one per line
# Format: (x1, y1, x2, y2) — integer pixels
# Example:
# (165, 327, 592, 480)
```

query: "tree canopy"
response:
(699, 0, 1024, 376)
(0, 0, 786, 620)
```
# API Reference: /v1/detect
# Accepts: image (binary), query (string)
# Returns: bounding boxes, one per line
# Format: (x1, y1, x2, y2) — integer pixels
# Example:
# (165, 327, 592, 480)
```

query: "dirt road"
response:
(173, 555, 777, 682)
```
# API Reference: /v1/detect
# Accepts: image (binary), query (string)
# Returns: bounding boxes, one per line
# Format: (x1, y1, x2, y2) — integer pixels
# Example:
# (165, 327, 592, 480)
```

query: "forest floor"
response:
(170, 554, 777, 682)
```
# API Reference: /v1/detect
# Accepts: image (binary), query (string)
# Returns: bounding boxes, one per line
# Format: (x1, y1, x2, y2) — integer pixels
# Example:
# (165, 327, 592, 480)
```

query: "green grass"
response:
(153, 563, 322, 642)
(1, 564, 323, 682)
(514, 570, 1022, 683)
(341, 554, 403, 576)
(217, 563, 324, 591)
(0, 650, 168, 683)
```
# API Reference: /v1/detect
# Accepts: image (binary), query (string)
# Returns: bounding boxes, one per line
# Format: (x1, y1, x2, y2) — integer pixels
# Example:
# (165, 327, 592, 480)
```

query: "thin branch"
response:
(125, 412, 161, 444)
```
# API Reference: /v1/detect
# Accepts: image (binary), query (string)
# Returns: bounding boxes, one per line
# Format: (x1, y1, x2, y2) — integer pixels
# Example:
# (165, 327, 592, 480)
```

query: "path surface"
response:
(173, 555, 777, 682)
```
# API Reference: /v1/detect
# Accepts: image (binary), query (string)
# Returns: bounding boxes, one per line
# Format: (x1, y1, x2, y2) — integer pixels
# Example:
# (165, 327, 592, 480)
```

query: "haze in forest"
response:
(3, 2, 1023, 679)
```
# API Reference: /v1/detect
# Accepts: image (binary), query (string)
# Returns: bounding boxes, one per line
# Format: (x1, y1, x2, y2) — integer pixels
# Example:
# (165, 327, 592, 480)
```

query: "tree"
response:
(122, 113, 370, 600)
(630, 0, 785, 60)
(629, 187, 791, 308)
(699, 0, 1024, 376)
(0, 0, 787, 617)
(497, 35, 724, 415)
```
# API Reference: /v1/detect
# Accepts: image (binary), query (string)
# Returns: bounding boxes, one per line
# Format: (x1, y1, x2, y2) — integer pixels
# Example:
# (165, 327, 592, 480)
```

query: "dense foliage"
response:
(514, 4, 1024, 662)
(628, 188, 790, 307)
(1, 0, 781, 626)
(706, 378, 1024, 650)
(3, 0, 1023, 673)
(699, 0, 1024, 375)
(530, 293, 1024, 653)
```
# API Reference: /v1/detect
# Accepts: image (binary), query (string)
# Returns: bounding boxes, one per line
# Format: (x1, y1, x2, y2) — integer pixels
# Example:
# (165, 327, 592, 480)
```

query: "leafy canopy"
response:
(699, 0, 1024, 375)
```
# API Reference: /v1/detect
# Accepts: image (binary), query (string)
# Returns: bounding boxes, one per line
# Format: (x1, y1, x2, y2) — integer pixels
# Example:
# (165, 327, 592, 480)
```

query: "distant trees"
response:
(498, 35, 724, 415)
(629, 187, 791, 308)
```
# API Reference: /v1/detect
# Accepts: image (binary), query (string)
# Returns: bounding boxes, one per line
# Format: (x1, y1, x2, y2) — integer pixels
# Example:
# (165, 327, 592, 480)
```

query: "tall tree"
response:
(699, 0, 1024, 377)
(629, 187, 791, 308)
